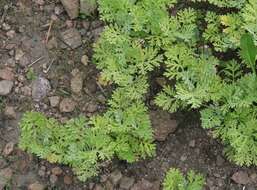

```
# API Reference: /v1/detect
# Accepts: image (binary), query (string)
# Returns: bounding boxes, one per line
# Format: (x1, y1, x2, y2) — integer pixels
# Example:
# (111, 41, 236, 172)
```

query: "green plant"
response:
(203, 0, 257, 52)
(19, 0, 257, 182)
(19, 88, 155, 181)
(200, 34, 257, 166)
(153, 0, 257, 166)
(155, 44, 222, 112)
(163, 168, 205, 190)
(19, 98, 155, 181)
(26, 68, 36, 81)
(191, 0, 246, 8)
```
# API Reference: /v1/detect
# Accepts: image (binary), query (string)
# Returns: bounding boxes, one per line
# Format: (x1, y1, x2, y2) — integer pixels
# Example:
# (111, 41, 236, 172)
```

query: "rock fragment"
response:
(4, 106, 16, 119)
(61, 28, 82, 49)
(60, 0, 79, 19)
(3, 142, 15, 156)
(49, 96, 60, 107)
(81, 55, 88, 66)
(71, 73, 83, 94)
(59, 98, 76, 113)
(80, 0, 97, 16)
(0, 68, 14, 81)
(32, 77, 51, 101)
(231, 171, 250, 185)
(0, 80, 13, 95)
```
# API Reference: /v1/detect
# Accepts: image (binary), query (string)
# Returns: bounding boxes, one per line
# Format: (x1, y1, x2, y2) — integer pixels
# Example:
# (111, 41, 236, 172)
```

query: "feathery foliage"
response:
(20, 89, 155, 181)
(19, 0, 257, 182)
(191, 0, 246, 8)
(163, 168, 205, 190)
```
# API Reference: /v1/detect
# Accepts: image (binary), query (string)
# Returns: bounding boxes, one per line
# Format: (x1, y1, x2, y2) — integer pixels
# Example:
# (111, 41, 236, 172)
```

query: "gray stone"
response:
(32, 77, 51, 101)
(71, 73, 83, 94)
(80, 0, 97, 16)
(61, 28, 82, 49)
(60, 0, 79, 19)
(49, 96, 60, 107)
(81, 55, 88, 66)
(0, 80, 13, 95)
(2, 142, 15, 157)
(0, 68, 14, 81)
(231, 171, 250, 185)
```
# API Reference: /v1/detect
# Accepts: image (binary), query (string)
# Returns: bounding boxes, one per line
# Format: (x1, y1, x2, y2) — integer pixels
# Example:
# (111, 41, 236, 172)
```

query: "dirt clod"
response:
(49, 174, 58, 184)
(51, 167, 62, 176)
(63, 175, 73, 185)
(150, 110, 178, 141)
(231, 171, 250, 185)
(109, 170, 122, 186)
(131, 179, 154, 190)
(119, 176, 135, 190)
(59, 98, 76, 113)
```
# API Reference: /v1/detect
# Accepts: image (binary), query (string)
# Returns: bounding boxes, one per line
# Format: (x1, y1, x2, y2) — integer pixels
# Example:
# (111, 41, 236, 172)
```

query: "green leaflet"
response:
(240, 33, 257, 75)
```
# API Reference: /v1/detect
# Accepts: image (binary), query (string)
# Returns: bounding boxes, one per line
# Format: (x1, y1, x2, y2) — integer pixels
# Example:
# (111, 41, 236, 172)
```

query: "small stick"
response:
(28, 56, 44, 67)
(45, 20, 53, 44)
(43, 59, 54, 73)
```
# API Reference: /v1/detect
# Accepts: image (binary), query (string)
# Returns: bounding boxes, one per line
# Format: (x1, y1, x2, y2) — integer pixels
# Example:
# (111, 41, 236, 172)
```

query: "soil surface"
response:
(0, 1, 256, 190)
